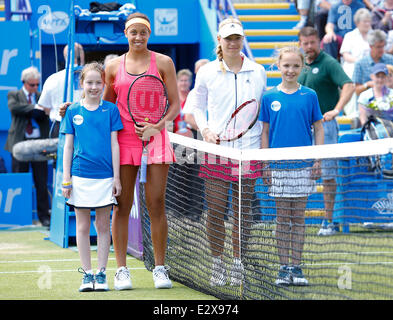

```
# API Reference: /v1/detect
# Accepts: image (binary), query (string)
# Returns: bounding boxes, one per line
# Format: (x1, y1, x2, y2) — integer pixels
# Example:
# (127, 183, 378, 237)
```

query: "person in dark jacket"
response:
(5, 66, 51, 227)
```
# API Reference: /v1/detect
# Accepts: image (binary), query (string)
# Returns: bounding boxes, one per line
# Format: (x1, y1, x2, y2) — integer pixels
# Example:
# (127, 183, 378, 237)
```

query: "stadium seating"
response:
(235, 2, 300, 88)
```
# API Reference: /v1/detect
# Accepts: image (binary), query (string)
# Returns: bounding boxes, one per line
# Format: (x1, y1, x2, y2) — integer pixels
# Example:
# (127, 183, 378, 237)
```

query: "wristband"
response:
(62, 181, 72, 189)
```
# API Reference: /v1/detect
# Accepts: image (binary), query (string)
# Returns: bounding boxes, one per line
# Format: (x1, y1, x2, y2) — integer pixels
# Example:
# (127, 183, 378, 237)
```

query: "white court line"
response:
(0, 267, 146, 275)
(304, 251, 393, 256)
(303, 261, 393, 267)
(0, 257, 136, 264)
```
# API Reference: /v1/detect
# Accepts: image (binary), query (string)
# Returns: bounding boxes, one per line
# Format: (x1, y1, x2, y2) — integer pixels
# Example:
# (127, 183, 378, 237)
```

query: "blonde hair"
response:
(80, 62, 105, 98)
(216, 17, 243, 73)
(176, 68, 193, 80)
(275, 46, 304, 68)
(354, 8, 371, 25)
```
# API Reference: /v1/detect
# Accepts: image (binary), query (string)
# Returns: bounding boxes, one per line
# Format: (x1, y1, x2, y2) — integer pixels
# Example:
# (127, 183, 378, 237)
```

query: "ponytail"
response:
(216, 43, 226, 73)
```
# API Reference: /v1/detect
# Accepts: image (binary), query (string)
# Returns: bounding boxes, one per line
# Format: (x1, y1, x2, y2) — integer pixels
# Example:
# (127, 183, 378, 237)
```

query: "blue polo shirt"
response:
(61, 100, 123, 179)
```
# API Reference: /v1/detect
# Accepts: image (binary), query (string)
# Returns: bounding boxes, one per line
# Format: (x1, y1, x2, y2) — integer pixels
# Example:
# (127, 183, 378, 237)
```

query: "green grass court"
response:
(162, 215, 393, 300)
(2, 221, 393, 300)
(242, 223, 393, 300)
(0, 227, 216, 300)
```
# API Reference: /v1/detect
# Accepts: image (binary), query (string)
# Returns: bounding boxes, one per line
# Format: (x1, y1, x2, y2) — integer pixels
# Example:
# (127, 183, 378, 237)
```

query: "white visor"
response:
(218, 23, 244, 38)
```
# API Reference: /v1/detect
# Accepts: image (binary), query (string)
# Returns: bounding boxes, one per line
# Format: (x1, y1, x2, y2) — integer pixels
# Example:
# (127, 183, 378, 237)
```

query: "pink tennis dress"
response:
(113, 52, 175, 165)
(199, 154, 263, 182)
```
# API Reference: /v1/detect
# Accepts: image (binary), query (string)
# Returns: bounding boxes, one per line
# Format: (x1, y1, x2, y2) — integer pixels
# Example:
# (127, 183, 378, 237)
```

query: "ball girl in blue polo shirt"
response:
(259, 46, 324, 287)
(61, 62, 123, 292)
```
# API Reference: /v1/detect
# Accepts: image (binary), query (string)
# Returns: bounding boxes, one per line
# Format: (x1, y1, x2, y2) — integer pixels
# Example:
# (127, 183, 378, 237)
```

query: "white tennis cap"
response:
(218, 23, 244, 38)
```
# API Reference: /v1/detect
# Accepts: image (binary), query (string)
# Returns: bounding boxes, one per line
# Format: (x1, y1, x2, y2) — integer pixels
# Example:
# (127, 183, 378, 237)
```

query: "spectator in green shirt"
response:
(298, 26, 355, 236)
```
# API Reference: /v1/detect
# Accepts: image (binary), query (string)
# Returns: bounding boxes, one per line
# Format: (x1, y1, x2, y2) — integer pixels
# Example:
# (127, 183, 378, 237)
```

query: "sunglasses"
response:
(26, 82, 39, 87)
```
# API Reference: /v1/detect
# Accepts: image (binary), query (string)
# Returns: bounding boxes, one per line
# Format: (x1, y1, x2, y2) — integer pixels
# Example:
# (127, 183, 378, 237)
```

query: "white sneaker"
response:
(153, 266, 173, 289)
(317, 224, 337, 236)
(210, 257, 227, 287)
(275, 265, 292, 286)
(78, 268, 94, 292)
(230, 258, 244, 286)
(95, 268, 109, 291)
(291, 266, 309, 286)
(114, 266, 133, 290)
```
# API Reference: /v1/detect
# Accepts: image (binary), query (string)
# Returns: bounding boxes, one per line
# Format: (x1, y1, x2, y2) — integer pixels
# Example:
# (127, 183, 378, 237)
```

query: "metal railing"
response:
(208, 0, 254, 60)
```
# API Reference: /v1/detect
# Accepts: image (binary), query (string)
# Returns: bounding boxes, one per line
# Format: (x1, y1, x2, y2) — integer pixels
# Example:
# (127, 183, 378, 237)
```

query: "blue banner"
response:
(0, 21, 33, 172)
(0, 173, 32, 227)
(0, 21, 31, 131)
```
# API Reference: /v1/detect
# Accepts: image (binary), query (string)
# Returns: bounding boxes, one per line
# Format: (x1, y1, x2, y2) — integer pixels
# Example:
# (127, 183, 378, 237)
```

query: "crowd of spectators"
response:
(295, 0, 393, 120)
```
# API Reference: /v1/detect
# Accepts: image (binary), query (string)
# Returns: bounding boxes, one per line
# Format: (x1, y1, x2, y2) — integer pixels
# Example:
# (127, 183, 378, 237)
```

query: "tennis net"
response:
(140, 131, 393, 300)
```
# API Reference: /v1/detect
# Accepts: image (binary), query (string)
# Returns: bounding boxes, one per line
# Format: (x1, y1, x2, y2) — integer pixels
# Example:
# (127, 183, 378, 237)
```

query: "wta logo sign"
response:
(154, 8, 178, 36)
(37, 5, 69, 35)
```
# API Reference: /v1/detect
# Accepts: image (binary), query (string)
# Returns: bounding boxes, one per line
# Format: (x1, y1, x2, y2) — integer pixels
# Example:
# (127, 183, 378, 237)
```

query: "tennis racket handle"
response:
(139, 148, 148, 183)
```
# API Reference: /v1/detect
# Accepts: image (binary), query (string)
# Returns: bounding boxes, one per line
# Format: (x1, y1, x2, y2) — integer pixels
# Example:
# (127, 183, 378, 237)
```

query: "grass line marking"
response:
(0, 267, 146, 275)
(0, 257, 136, 264)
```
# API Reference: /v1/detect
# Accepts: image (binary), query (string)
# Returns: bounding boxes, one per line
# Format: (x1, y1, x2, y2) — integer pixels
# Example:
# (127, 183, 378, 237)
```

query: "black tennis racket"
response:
(127, 74, 169, 183)
(218, 99, 260, 143)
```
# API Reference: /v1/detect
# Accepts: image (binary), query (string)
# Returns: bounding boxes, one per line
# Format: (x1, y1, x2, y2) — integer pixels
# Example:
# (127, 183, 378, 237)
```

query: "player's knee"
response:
(146, 195, 165, 211)
(113, 204, 131, 218)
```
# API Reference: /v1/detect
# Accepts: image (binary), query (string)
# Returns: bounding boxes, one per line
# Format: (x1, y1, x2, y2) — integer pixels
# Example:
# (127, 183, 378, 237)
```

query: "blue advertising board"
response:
(0, 21, 32, 172)
(0, 173, 32, 227)
(0, 21, 31, 130)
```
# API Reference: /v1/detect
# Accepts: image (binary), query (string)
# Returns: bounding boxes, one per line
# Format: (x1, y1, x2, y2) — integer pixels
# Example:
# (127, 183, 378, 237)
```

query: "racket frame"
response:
(218, 98, 260, 143)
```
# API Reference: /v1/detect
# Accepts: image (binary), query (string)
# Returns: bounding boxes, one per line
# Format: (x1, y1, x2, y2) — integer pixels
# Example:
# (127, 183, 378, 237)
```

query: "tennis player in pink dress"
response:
(104, 12, 179, 290)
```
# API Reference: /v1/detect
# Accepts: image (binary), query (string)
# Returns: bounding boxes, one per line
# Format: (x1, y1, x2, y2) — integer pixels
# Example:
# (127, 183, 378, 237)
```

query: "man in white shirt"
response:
(182, 58, 210, 136)
(37, 43, 85, 138)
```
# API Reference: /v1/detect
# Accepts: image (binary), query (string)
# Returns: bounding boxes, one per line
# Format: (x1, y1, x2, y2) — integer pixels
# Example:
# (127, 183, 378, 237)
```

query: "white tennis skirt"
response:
(66, 176, 118, 209)
(269, 168, 316, 198)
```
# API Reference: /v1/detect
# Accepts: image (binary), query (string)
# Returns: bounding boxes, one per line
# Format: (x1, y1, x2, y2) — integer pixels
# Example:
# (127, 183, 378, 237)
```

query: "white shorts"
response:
(269, 168, 316, 198)
(66, 176, 118, 209)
